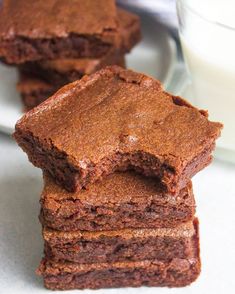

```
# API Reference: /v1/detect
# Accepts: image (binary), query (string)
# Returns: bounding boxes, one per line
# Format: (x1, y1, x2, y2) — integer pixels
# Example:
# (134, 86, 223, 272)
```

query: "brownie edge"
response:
(43, 219, 198, 264)
(38, 219, 200, 290)
(40, 172, 195, 231)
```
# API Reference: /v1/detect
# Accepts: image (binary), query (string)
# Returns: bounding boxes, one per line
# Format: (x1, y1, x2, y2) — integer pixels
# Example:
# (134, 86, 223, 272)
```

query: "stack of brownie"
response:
(14, 66, 222, 290)
(0, 0, 140, 110)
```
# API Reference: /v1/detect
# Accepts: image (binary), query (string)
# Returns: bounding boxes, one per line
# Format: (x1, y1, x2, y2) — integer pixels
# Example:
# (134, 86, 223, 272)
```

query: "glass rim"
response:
(176, 0, 235, 31)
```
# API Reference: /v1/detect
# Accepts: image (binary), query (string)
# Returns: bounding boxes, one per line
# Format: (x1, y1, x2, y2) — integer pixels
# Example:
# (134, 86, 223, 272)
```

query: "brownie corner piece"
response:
(14, 66, 222, 194)
(0, 0, 118, 64)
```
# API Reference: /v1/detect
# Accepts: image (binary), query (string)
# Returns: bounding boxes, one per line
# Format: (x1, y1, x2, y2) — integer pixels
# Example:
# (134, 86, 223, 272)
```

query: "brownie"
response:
(37, 227, 200, 290)
(18, 55, 126, 110)
(0, 0, 122, 64)
(17, 76, 56, 111)
(40, 172, 195, 231)
(0, 4, 140, 64)
(14, 66, 222, 194)
(18, 8, 139, 86)
(43, 219, 198, 264)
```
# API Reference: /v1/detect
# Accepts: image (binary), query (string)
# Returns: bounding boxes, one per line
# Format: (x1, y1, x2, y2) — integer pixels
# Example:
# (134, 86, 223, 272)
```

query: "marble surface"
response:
(0, 133, 235, 293)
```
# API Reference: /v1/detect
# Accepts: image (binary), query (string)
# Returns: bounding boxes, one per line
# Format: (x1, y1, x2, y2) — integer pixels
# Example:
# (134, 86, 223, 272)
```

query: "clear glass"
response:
(177, 0, 235, 163)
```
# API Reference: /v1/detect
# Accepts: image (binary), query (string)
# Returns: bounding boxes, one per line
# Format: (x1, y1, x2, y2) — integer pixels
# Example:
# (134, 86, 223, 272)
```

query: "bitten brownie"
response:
(37, 224, 200, 290)
(18, 8, 139, 87)
(0, 0, 123, 63)
(43, 219, 198, 264)
(17, 54, 125, 110)
(14, 66, 222, 194)
(40, 172, 195, 231)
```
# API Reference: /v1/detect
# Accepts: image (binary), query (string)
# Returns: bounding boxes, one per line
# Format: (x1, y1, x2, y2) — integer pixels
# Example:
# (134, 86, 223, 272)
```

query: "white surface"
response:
(0, 134, 235, 293)
(0, 20, 176, 135)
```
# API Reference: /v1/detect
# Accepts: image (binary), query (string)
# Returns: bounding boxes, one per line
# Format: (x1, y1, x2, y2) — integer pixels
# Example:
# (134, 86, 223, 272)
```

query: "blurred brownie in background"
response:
(16, 8, 140, 110)
(0, 0, 119, 64)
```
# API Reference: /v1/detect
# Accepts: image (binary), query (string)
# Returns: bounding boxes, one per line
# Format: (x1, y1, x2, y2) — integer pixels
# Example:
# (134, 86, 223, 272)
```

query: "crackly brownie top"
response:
(17, 66, 222, 169)
(42, 172, 193, 208)
(0, 0, 117, 39)
(43, 220, 196, 241)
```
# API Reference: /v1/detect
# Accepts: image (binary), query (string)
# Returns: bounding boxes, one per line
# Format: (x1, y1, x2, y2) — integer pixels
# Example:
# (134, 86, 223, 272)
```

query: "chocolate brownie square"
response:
(0, 0, 122, 63)
(40, 172, 195, 231)
(18, 8, 139, 86)
(14, 66, 222, 194)
(43, 219, 198, 264)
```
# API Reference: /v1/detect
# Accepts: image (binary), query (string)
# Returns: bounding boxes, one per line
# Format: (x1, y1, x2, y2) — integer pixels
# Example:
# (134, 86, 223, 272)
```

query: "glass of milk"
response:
(176, 0, 235, 163)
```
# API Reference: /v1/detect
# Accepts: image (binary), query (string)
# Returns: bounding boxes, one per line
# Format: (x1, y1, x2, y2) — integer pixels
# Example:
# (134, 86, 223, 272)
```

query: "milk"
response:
(178, 0, 235, 157)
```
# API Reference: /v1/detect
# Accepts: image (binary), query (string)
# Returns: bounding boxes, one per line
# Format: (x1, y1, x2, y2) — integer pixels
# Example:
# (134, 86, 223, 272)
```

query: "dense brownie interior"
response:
(43, 220, 198, 264)
(38, 255, 200, 290)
